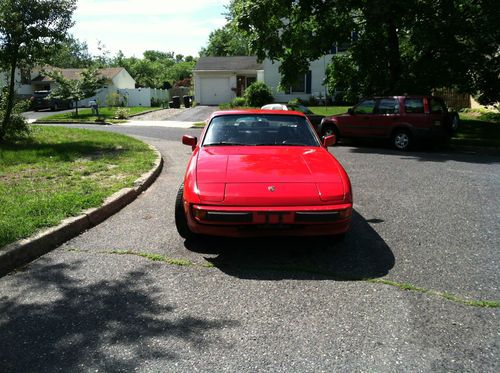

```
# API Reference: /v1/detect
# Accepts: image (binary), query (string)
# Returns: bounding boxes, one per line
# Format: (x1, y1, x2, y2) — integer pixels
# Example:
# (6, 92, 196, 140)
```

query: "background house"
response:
(193, 56, 263, 105)
(0, 67, 168, 107)
(193, 55, 336, 105)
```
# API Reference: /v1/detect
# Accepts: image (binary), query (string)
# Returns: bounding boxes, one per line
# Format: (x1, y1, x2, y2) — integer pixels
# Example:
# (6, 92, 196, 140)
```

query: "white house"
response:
(193, 55, 335, 105)
(0, 67, 168, 107)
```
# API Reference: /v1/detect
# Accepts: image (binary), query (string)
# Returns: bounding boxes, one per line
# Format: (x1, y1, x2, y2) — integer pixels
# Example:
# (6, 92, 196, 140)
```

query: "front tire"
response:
(392, 129, 412, 151)
(175, 183, 196, 239)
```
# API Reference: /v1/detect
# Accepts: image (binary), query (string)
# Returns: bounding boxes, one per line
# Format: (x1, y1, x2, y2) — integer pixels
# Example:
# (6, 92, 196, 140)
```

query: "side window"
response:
(353, 99, 376, 114)
(430, 98, 445, 114)
(404, 98, 424, 114)
(376, 98, 399, 114)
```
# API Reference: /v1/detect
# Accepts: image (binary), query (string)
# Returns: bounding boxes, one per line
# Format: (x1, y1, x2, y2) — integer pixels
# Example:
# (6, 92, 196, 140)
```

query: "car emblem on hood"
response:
(268, 186, 276, 192)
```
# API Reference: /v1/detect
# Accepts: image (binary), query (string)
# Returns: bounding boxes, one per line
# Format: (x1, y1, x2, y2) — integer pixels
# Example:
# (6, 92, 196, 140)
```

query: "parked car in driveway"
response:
(320, 96, 459, 150)
(30, 90, 72, 111)
(261, 103, 325, 133)
(176, 109, 352, 239)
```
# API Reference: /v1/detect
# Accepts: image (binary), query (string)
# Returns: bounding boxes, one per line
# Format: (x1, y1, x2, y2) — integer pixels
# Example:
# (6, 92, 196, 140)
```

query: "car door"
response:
(344, 99, 376, 137)
(371, 98, 400, 138)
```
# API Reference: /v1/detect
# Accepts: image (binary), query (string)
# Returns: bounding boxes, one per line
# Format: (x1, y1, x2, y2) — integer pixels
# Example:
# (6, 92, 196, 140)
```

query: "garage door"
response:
(199, 77, 232, 105)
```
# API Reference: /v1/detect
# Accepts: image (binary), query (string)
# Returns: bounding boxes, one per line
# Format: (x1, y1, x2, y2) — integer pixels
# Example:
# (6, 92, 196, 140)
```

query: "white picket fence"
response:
(78, 87, 169, 108)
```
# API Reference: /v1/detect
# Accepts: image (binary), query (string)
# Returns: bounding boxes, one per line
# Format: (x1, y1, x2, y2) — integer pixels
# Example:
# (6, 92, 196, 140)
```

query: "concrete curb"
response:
(0, 145, 163, 277)
(34, 121, 114, 125)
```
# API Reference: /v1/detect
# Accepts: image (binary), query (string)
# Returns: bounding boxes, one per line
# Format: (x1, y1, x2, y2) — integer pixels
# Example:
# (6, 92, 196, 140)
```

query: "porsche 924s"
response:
(175, 110, 352, 238)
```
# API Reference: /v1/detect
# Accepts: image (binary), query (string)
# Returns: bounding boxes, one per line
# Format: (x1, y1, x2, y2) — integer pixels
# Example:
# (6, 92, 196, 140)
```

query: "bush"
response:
(288, 98, 305, 105)
(0, 94, 30, 141)
(114, 107, 130, 119)
(308, 95, 319, 106)
(151, 97, 162, 107)
(105, 92, 121, 108)
(244, 81, 273, 107)
(231, 97, 247, 107)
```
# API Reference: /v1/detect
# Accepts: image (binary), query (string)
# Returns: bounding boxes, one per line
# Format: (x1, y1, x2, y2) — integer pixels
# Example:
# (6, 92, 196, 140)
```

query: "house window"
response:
(291, 74, 306, 93)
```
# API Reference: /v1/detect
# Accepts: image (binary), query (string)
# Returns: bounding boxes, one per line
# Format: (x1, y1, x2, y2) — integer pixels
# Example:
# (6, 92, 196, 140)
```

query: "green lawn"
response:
(38, 106, 159, 123)
(452, 114, 500, 147)
(309, 106, 351, 116)
(0, 126, 156, 248)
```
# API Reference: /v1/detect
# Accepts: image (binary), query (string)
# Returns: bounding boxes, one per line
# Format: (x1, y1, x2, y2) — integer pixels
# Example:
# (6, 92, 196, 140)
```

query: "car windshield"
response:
(203, 114, 320, 147)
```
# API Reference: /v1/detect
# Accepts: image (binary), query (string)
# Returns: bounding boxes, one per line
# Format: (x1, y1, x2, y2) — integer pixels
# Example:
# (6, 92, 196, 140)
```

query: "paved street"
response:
(0, 123, 498, 372)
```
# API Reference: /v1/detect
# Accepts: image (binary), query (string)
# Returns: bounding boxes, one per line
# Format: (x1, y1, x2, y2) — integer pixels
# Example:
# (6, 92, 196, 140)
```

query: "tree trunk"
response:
(75, 100, 79, 116)
(0, 60, 18, 141)
(386, 17, 402, 93)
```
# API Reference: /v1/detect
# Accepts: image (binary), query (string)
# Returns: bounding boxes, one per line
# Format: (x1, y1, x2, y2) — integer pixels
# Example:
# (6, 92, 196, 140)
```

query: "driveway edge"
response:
(0, 145, 163, 277)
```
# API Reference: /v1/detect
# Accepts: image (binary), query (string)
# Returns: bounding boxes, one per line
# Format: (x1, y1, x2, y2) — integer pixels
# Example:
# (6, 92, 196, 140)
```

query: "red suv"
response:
(320, 96, 459, 150)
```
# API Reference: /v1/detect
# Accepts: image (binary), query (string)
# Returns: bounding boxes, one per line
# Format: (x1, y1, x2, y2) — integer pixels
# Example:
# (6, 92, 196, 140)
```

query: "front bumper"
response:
(186, 203, 352, 237)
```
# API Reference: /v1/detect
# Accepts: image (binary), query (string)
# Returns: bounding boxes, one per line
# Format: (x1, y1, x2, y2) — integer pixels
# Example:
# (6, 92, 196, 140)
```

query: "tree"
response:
(229, 0, 500, 104)
(199, 23, 253, 56)
(0, 0, 76, 141)
(45, 67, 106, 116)
(46, 34, 93, 68)
(109, 50, 196, 89)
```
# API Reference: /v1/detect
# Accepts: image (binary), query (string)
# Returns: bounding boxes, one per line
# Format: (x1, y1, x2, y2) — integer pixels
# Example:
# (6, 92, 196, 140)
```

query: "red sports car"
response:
(175, 110, 353, 239)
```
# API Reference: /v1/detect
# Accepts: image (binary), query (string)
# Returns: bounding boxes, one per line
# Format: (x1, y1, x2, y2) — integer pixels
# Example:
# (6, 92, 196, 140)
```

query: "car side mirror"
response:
(182, 135, 197, 151)
(348, 108, 354, 115)
(322, 134, 336, 147)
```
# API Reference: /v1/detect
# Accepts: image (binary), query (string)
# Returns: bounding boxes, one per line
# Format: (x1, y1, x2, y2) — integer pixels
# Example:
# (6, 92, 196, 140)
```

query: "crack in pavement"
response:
(63, 248, 500, 309)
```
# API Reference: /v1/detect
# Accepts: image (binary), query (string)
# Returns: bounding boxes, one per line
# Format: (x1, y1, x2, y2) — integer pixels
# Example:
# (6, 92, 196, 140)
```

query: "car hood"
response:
(196, 146, 346, 205)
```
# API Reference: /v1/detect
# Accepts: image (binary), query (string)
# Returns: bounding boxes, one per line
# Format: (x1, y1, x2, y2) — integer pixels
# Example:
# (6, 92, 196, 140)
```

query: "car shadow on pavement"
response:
(184, 210, 395, 281)
(0, 260, 239, 371)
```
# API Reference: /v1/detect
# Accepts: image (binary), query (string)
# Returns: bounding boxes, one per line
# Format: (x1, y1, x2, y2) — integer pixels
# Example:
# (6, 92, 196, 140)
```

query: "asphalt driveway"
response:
(0, 124, 498, 372)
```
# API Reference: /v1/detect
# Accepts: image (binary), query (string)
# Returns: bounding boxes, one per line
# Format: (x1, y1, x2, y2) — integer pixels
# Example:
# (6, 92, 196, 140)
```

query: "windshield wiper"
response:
(204, 142, 246, 146)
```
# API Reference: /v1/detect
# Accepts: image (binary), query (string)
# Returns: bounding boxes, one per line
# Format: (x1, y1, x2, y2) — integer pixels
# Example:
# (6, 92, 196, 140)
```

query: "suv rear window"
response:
(430, 98, 446, 113)
(376, 98, 399, 114)
(404, 98, 424, 113)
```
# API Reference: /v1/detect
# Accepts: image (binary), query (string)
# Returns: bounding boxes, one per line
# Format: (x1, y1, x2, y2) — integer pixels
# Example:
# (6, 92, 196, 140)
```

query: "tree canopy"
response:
(45, 66, 106, 115)
(0, 0, 76, 140)
(109, 50, 196, 89)
(199, 23, 253, 57)
(229, 0, 500, 104)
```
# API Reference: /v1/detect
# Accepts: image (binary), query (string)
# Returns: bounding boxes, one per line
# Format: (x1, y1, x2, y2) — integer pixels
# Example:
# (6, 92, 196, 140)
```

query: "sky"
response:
(71, 0, 230, 59)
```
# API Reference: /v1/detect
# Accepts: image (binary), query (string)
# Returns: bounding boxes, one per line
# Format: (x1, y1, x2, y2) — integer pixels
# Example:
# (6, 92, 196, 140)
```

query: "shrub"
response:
(244, 81, 273, 107)
(0, 94, 30, 141)
(105, 92, 121, 108)
(231, 97, 247, 107)
(114, 107, 130, 119)
(308, 95, 319, 106)
(288, 98, 305, 105)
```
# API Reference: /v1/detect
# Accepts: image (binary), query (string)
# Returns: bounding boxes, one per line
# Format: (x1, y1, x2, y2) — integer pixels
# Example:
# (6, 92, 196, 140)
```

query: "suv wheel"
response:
(392, 129, 411, 151)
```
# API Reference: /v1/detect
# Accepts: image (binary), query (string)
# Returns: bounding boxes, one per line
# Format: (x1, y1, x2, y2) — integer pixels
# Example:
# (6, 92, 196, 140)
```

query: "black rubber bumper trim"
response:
(295, 211, 340, 222)
(205, 211, 253, 223)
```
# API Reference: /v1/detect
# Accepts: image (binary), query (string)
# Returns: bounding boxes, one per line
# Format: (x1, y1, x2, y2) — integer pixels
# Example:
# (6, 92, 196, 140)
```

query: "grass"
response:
(308, 106, 351, 116)
(37, 107, 160, 123)
(452, 113, 500, 148)
(0, 126, 156, 248)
